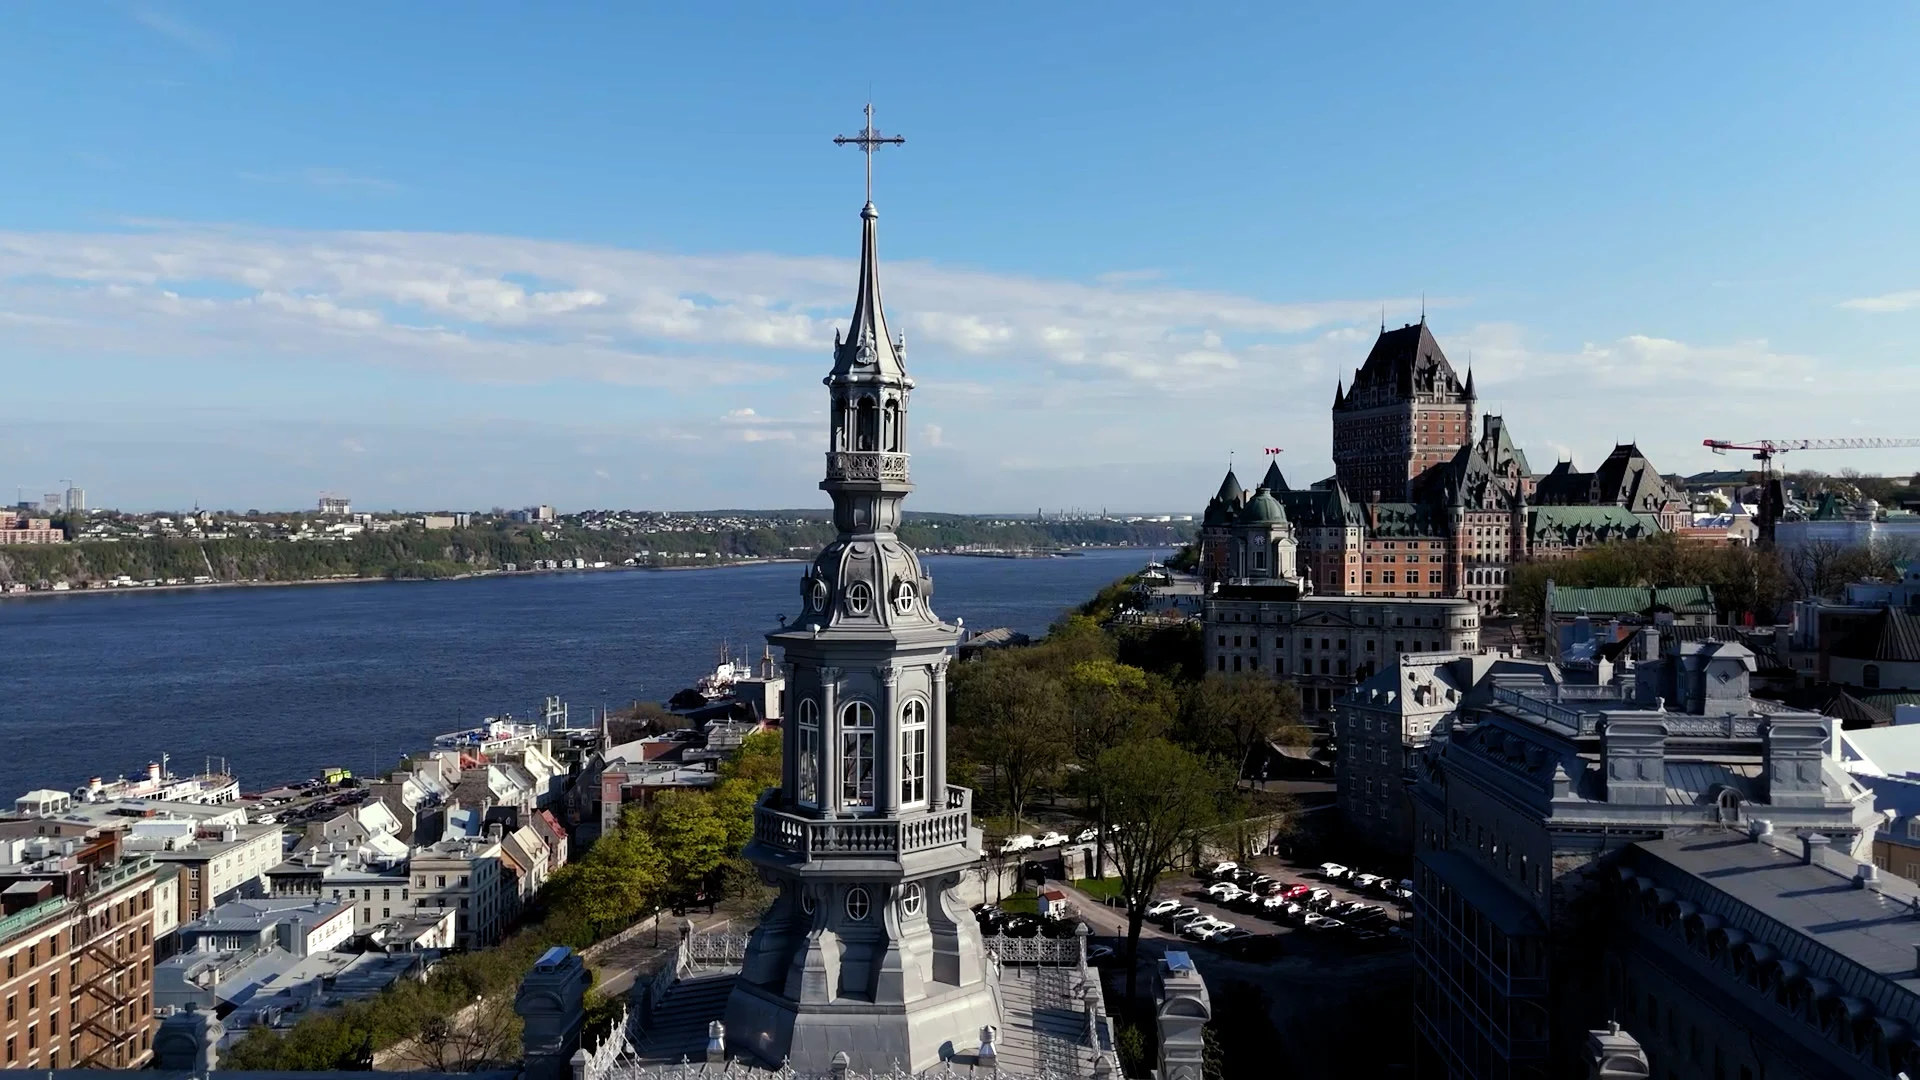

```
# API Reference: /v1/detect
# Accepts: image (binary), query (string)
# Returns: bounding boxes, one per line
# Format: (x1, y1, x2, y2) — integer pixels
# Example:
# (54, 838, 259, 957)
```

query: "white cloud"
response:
(0, 222, 1402, 397)
(1840, 289, 1920, 313)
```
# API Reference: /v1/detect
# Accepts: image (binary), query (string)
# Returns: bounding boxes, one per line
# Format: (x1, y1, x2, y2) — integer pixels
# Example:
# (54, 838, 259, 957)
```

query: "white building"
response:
(409, 834, 509, 948)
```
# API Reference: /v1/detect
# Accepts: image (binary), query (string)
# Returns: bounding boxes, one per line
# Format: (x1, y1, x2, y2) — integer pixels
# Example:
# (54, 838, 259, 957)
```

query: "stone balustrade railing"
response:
(824, 451, 910, 483)
(753, 787, 974, 859)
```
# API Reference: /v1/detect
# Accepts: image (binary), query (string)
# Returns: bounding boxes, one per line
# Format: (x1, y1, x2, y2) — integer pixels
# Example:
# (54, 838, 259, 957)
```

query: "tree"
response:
(1181, 672, 1305, 780)
(950, 657, 1068, 833)
(1097, 739, 1226, 1000)
(1064, 659, 1175, 875)
(547, 808, 666, 936)
(649, 790, 731, 904)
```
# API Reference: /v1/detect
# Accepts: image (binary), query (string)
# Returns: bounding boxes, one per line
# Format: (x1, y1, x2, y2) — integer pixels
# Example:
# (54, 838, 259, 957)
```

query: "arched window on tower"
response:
(856, 398, 879, 452)
(796, 699, 820, 807)
(900, 699, 928, 806)
(841, 701, 875, 808)
(832, 400, 849, 452)
(884, 398, 902, 452)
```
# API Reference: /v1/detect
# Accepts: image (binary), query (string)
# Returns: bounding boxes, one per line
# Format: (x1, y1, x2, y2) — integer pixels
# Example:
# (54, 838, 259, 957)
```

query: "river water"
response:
(0, 549, 1151, 796)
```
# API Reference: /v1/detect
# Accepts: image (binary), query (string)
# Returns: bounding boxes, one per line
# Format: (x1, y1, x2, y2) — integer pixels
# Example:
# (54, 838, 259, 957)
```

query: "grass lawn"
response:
(1072, 877, 1125, 903)
(998, 890, 1038, 915)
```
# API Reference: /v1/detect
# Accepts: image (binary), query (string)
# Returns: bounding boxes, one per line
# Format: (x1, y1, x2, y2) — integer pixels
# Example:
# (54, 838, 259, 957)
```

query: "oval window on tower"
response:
(901, 883, 923, 917)
(846, 887, 871, 921)
(847, 582, 872, 615)
(893, 578, 916, 615)
(809, 577, 829, 612)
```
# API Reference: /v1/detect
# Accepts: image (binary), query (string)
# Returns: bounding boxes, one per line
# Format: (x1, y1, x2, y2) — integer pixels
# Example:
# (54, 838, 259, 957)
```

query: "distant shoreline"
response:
(0, 557, 811, 603)
(0, 545, 1165, 604)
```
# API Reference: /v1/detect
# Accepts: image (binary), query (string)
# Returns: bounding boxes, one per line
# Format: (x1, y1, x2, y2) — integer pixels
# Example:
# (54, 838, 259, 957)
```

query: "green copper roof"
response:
(1546, 583, 1716, 616)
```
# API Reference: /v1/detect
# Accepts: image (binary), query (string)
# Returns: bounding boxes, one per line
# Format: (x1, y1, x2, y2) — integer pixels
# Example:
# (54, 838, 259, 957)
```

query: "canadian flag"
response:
(1265, 448, 1283, 455)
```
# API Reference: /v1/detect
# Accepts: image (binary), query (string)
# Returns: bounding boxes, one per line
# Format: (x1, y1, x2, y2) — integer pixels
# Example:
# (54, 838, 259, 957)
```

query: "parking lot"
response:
(1062, 853, 1417, 1077)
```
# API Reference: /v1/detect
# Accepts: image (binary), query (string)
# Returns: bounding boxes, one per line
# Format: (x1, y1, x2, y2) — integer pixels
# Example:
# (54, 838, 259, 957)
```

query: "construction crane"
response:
(1701, 437, 1920, 544)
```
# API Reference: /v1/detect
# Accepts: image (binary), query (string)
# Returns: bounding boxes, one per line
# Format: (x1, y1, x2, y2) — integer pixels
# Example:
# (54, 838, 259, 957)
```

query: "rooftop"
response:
(1628, 831, 1920, 1024)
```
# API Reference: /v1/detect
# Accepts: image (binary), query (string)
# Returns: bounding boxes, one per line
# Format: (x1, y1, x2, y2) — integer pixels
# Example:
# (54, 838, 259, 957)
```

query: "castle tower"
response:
(1330, 322, 1474, 501)
(724, 108, 999, 1072)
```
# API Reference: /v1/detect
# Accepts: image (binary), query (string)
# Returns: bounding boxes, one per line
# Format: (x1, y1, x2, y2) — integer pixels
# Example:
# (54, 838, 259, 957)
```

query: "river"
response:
(0, 549, 1153, 796)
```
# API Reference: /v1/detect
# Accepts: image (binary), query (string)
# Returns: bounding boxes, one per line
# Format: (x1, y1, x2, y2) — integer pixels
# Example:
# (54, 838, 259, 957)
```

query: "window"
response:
(841, 701, 876, 808)
(901, 883, 923, 917)
(845, 887, 871, 921)
(1865, 664, 1882, 689)
(796, 698, 821, 806)
(900, 699, 929, 806)
(846, 581, 872, 615)
(1217, 656, 1226, 671)
(892, 578, 916, 615)
(855, 397, 878, 451)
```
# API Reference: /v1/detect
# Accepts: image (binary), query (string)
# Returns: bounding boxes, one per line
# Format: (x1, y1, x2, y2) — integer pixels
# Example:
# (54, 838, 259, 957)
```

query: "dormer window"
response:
(809, 578, 828, 613)
(893, 579, 916, 614)
(846, 582, 872, 615)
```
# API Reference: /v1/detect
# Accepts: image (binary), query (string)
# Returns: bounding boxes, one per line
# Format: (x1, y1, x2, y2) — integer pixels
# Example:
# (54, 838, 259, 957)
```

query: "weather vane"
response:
(833, 103, 904, 204)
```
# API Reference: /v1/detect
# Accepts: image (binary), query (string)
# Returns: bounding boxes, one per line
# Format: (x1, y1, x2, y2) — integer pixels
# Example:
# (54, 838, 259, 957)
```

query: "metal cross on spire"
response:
(833, 103, 904, 204)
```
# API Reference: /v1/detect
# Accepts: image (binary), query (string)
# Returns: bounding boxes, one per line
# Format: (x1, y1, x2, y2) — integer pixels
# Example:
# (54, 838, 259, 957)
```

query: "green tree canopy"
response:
(1097, 738, 1228, 1000)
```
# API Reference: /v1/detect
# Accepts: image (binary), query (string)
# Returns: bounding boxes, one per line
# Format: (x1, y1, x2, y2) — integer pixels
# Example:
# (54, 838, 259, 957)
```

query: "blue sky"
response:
(2, 4, 1919, 513)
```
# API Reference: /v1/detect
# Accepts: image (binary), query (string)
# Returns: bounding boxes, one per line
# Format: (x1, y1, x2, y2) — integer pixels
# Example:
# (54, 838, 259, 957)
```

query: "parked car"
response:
(1147, 899, 1182, 918)
(1318, 862, 1351, 881)
(1075, 827, 1098, 843)
(1304, 888, 1332, 905)
(1215, 928, 1255, 944)
(1037, 831, 1069, 848)
(1230, 868, 1260, 886)
(1260, 894, 1291, 913)
(1000, 835, 1037, 855)
(1003, 915, 1043, 938)
(1249, 876, 1278, 894)
(1351, 873, 1382, 891)
(1204, 861, 1239, 880)
(1166, 907, 1204, 927)
(1279, 883, 1311, 900)
(1206, 882, 1245, 901)
(1182, 918, 1235, 941)
(1225, 934, 1286, 961)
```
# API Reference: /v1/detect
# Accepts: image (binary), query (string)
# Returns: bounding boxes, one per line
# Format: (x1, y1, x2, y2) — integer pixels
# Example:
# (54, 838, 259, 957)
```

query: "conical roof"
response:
(1213, 468, 1244, 505)
(829, 202, 907, 383)
(1261, 459, 1288, 492)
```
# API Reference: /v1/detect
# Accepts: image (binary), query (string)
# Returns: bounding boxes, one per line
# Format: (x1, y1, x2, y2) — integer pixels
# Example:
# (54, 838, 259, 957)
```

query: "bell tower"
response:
(723, 107, 1000, 1072)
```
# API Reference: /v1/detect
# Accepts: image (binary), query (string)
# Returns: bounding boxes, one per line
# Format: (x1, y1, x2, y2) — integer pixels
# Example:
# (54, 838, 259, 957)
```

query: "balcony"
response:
(753, 786, 974, 859)
(824, 451, 910, 483)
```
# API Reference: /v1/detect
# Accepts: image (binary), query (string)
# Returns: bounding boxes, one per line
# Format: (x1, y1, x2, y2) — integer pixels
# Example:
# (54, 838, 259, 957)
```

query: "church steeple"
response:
(830, 201, 907, 383)
(732, 109, 999, 1071)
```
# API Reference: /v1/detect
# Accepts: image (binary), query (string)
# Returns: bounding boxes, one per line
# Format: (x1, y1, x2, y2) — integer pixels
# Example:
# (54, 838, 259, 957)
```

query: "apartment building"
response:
(410, 835, 508, 949)
(0, 835, 160, 1069)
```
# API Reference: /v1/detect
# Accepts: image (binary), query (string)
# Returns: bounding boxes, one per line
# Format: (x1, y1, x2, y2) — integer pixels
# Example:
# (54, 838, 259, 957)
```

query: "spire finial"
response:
(1420, 291, 1426, 324)
(833, 103, 905, 205)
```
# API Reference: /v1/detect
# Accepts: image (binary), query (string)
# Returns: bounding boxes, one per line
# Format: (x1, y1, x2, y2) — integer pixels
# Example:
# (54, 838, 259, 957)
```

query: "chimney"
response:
(1801, 833, 1830, 864)
(1855, 863, 1879, 890)
(1748, 818, 1773, 842)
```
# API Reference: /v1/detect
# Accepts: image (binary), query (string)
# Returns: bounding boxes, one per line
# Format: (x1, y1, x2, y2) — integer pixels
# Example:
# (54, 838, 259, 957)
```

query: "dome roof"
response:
(1238, 488, 1288, 527)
